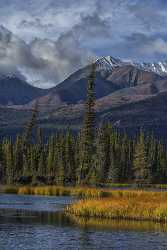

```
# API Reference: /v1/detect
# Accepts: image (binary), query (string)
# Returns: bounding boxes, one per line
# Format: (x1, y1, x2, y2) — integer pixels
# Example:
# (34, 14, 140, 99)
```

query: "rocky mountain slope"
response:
(24, 56, 167, 113)
(2, 56, 167, 138)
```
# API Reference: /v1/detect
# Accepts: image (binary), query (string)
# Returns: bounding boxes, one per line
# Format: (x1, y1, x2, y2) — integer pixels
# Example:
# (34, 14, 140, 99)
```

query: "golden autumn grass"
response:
(68, 215, 167, 232)
(1, 183, 167, 197)
(66, 190, 167, 222)
(0, 185, 115, 197)
(2, 185, 167, 222)
(12, 185, 109, 198)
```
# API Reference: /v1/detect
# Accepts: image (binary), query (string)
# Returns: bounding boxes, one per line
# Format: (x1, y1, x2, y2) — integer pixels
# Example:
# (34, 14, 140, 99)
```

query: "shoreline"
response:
(66, 189, 167, 223)
(1, 183, 167, 195)
(1, 185, 167, 223)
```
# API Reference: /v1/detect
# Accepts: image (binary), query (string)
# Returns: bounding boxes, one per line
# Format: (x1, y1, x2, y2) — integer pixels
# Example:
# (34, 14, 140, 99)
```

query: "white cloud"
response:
(0, 26, 95, 88)
(0, 0, 167, 87)
(145, 39, 167, 54)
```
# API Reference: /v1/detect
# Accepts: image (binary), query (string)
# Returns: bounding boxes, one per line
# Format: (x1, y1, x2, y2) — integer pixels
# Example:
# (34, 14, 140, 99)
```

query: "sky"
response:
(0, 0, 167, 88)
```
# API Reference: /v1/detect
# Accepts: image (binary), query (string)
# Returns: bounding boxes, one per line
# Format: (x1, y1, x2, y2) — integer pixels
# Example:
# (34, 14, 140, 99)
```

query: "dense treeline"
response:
(0, 64, 167, 185)
(0, 125, 167, 185)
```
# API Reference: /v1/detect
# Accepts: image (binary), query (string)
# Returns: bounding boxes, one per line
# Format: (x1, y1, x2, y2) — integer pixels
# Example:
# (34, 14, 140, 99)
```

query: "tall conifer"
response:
(78, 63, 96, 184)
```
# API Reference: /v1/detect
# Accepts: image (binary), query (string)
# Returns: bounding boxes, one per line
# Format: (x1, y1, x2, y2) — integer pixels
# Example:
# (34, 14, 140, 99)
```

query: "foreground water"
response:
(0, 194, 167, 250)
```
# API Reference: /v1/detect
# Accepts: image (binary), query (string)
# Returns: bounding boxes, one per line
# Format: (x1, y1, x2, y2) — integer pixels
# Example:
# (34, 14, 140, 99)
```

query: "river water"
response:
(0, 194, 167, 250)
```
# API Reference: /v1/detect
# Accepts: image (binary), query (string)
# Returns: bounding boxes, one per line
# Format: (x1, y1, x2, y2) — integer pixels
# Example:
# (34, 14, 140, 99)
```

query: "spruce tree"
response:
(96, 124, 111, 183)
(23, 102, 39, 145)
(22, 102, 39, 178)
(47, 136, 55, 177)
(56, 135, 65, 185)
(78, 63, 96, 184)
(133, 130, 152, 184)
(64, 130, 76, 184)
(108, 134, 121, 183)
(3, 139, 14, 184)
(14, 135, 23, 181)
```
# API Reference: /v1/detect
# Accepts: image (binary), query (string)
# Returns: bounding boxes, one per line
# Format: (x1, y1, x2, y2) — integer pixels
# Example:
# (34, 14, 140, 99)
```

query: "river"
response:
(0, 194, 167, 250)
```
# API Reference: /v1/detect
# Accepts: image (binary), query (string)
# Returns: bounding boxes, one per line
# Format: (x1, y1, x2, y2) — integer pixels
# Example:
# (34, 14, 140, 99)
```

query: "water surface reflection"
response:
(0, 194, 167, 250)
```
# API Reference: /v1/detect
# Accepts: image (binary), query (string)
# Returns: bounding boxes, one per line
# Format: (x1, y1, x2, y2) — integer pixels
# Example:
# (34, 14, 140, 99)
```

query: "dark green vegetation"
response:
(0, 64, 167, 186)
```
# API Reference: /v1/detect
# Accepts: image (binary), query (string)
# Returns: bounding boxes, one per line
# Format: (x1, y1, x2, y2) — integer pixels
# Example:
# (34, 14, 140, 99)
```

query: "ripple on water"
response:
(0, 194, 167, 250)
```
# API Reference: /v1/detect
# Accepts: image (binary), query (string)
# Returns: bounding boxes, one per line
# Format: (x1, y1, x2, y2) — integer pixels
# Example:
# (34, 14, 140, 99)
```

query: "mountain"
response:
(36, 88, 167, 139)
(28, 56, 167, 110)
(0, 76, 48, 105)
(96, 56, 167, 76)
(26, 56, 167, 137)
(2, 56, 167, 139)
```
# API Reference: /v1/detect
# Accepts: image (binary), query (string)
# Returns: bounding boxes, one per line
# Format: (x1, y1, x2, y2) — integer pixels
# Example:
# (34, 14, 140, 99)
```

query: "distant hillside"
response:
(2, 56, 167, 139)
(0, 76, 48, 105)
(26, 57, 166, 110)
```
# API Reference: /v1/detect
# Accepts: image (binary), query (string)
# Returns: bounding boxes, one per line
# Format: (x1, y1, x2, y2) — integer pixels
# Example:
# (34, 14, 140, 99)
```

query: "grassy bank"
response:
(1, 183, 167, 195)
(2, 185, 167, 222)
(66, 190, 167, 222)
(18, 186, 109, 198)
(0, 185, 110, 198)
(69, 215, 167, 232)
(0, 183, 138, 197)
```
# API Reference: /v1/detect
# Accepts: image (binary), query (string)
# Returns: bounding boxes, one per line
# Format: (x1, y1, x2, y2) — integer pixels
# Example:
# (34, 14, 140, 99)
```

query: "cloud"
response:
(0, 0, 167, 87)
(0, 25, 95, 88)
(106, 33, 167, 62)
(0, 7, 111, 88)
(127, 1, 167, 32)
(128, 33, 167, 60)
(0, 0, 98, 42)
(22, 35, 95, 88)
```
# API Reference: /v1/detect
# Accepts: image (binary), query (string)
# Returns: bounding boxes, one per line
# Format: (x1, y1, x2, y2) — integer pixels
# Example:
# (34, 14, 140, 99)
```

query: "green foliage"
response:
(78, 63, 96, 184)
(133, 130, 152, 183)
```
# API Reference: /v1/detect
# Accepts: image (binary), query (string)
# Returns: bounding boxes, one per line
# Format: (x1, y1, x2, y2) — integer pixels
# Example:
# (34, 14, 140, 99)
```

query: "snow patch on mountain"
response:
(96, 56, 167, 77)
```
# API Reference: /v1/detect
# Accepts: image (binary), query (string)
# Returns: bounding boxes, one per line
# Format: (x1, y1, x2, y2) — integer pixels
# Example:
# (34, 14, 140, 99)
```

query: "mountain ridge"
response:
(96, 56, 167, 77)
(0, 76, 48, 105)
(1, 56, 167, 139)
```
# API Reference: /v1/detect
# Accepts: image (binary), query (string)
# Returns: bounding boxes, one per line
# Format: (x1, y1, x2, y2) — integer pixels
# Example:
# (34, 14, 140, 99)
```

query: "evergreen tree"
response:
(108, 134, 121, 183)
(38, 150, 46, 177)
(3, 139, 14, 184)
(56, 135, 65, 185)
(64, 130, 76, 184)
(23, 102, 39, 145)
(78, 63, 96, 184)
(156, 142, 167, 182)
(96, 124, 111, 183)
(47, 136, 55, 177)
(133, 130, 152, 183)
(14, 135, 23, 181)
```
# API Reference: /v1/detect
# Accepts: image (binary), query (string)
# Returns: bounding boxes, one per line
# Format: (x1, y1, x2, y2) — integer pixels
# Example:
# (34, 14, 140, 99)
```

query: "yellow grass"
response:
(69, 215, 167, 232)
(2, 185, 167, 222)
(66, 190, 167, 222)
(0, 185, 19, 194)
(17, 186, 109, 198)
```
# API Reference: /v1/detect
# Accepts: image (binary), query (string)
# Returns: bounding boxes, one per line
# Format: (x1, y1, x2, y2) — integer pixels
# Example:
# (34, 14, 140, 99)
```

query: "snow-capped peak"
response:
(96, 56, 122, 67)
(134, 61, 167, 76)
(95, 56, 167, 76)
(95, 56, 124, 72)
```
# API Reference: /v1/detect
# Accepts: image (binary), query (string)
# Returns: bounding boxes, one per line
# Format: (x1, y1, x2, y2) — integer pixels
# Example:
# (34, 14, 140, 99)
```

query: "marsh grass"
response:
(0, 185, 18, 194)
(17, 186, 109, 198)
(66, 190, 167, 222)
(69, 215, 167, 232)
(2, 185, 167, 222)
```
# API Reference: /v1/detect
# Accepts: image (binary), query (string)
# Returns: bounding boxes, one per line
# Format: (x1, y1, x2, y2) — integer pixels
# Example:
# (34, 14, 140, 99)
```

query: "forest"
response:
(0, 63, 167, 186)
